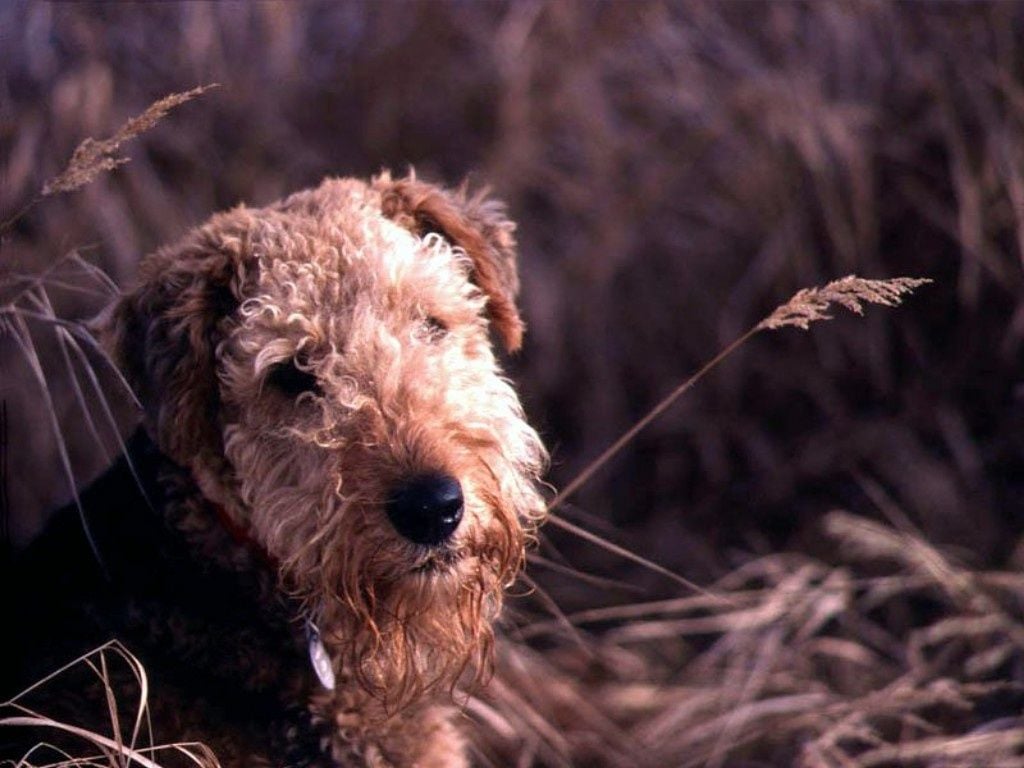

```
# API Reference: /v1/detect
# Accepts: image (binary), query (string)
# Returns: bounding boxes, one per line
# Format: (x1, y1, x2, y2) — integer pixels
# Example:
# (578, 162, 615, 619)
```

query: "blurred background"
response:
(2, 2, 1024, 764)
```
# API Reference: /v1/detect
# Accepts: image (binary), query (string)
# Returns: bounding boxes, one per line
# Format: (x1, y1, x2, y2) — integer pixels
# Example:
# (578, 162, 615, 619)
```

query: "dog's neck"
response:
(207, 497, 280, 569)
(203, 496, 334, 690)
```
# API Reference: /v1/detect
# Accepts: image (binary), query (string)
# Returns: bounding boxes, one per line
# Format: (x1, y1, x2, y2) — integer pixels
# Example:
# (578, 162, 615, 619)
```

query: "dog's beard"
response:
(321, 542, 516, 714)
(337, 559, 498, 710)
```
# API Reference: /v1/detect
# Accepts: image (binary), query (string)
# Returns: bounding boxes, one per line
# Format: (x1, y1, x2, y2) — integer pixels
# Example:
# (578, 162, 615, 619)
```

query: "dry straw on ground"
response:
(470, 507, 1024, 766)
(1, 642, 217, 768)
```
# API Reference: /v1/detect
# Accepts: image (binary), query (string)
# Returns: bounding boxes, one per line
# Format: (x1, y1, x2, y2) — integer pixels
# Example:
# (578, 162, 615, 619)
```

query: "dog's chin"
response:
(409, 546, 462, 576)
(329, 549, 499, 712)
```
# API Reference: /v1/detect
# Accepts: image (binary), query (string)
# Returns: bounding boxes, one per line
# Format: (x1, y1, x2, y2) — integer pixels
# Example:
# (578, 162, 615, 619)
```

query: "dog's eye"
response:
(266, 359, 322, 398)
(416, 214, 447, 242)
(422, 315, 448, 342)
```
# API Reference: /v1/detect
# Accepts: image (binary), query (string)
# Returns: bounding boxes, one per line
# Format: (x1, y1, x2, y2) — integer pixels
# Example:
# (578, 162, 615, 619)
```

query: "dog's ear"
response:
(374, 171, 524, 352)
(103, 215, 248, 476)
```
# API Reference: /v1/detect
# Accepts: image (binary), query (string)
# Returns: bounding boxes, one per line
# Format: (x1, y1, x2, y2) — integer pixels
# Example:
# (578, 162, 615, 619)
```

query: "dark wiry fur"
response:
(4, 429, 334, 765)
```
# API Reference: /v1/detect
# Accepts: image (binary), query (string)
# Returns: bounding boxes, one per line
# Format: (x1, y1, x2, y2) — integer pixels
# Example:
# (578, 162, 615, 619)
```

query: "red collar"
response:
(210, 501, 279, 568)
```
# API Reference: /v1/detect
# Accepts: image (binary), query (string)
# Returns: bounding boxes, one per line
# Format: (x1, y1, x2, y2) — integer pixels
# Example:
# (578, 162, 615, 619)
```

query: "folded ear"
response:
(102, 213, 250, 477)
(373, 171, 525, 352)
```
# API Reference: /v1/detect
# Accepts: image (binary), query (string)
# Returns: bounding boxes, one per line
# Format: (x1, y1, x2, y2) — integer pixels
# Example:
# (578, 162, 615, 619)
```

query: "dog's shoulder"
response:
(4, 429, 160, 682)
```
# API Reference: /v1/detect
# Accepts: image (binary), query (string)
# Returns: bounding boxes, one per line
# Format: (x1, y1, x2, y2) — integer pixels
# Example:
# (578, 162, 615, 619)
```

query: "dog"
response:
(4, 172, 548, 766)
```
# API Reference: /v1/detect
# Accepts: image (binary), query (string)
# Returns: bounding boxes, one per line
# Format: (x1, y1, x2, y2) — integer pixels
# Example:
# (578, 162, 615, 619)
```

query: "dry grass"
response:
(1, 642, 218, 768)
(756, 276, 933, 332)
(550, 275, 932, 517)
(1, 87, 215, 575)
(39, 86, 215, 200)
(472, 508, 1024, 766)
(2, 86, 214, 235)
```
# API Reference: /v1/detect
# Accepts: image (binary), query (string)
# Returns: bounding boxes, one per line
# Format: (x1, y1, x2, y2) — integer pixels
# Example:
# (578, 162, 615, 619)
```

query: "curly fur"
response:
(7, 172, 547, 767)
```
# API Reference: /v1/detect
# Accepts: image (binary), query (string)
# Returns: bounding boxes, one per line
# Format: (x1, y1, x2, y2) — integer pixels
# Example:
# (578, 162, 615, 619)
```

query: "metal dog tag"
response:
(305, 618, 336, 691)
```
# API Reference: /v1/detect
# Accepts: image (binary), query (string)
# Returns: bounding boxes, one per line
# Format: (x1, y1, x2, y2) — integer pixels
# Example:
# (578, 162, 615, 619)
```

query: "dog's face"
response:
(106, 173, 547, 705)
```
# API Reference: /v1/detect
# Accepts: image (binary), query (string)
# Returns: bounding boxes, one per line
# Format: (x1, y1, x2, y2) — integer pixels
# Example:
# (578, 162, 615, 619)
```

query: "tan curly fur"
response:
(103, 172, 548, 765)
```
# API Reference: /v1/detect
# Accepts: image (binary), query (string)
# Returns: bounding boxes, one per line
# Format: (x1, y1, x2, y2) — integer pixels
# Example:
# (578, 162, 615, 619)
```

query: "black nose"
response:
(386, 474, 464, 545)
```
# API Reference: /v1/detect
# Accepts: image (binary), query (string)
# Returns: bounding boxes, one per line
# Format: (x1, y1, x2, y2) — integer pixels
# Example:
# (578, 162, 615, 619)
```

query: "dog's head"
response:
(104, 172, 547, 705)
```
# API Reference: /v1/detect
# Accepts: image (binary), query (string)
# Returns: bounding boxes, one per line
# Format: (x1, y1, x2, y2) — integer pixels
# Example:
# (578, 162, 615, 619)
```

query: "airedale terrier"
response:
(4, 172, 548, 766)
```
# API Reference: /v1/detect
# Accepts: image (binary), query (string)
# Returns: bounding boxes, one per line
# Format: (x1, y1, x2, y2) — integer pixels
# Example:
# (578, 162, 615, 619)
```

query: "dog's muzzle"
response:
(386, 473, 464, 545)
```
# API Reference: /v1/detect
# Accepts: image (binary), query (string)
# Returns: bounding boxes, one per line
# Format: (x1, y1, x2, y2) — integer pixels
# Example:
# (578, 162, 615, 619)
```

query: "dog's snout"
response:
(386, 474, 464, 545)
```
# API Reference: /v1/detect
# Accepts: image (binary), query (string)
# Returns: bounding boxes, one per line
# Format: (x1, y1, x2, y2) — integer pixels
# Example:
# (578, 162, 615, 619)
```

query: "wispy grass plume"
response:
(1, 85, 216, 235)
(757, 276, 933, 331)
(549, 275, 931, 514)
(40, 85, 217, 198)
